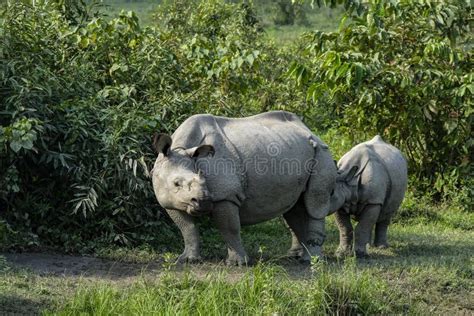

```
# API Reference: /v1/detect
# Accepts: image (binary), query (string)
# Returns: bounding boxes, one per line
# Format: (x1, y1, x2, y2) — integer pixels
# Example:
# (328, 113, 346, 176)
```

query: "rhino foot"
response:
(355, 250, 369, 259)
(335, 246, 353, 258)
(299, 254, 326, 265)
(176, 252, 202, 264)
(299, 245, 323, 263)
(373, 242, 389, 249)
(225, 252, 249, 267)
(286, 247, 304, 258)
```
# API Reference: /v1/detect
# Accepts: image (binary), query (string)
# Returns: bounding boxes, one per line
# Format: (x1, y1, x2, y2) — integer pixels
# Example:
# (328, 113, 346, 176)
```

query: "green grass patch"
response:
(100, 0, 160, 25)
(0, 267, 81, 315)
(100, 0, 342, 46)
(45, 262, 408, 315)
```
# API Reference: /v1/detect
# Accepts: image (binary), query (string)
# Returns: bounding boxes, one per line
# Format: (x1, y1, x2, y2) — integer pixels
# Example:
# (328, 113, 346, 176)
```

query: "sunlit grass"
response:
(45, 261, 407, 315)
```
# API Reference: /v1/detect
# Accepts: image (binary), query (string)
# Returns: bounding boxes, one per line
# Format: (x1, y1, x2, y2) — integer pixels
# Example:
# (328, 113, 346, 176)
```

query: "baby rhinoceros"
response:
(329, 135, 407, 258)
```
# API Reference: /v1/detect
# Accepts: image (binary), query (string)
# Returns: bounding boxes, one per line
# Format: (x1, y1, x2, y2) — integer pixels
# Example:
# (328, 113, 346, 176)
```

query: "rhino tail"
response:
(309, 136, 328, 150)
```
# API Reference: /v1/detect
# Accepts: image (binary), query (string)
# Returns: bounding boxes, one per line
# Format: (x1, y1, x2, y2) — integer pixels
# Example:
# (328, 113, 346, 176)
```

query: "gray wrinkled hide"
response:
(329, 135, 408, 257)
(152, 111, 336, 265)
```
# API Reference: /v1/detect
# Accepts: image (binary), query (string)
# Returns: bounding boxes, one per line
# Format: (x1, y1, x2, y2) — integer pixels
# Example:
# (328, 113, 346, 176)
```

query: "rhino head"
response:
(329, 165, 360, 214)
(151, 133, 214, 216)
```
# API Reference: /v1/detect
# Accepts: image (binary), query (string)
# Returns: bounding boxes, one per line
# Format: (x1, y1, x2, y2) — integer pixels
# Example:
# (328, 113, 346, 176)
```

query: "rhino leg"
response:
(354, 204, 381, 258)
(301, 185, 333, 261)
(300, 217, 326, 262)
(287, 228, 304, 258)
(299, 152, 336, 261)
(374, 220, 390, 248)
(284, 197, 328, 262)
(166, 208, 202, 264)
(212, 201, 249, 266)
(334, 209, 353, 257)
(283, 199, 306, 258)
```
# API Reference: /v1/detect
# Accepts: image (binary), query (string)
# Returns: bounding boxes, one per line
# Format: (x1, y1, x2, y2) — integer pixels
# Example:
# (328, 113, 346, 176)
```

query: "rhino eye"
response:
(173, 180, 181, 187)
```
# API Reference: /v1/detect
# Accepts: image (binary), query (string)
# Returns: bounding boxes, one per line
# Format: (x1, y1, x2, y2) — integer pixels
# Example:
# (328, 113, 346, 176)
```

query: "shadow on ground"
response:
(0, 294, 44, 315)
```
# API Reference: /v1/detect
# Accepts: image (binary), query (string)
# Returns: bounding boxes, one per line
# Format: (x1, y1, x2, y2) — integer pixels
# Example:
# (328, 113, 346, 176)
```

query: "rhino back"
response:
(338, 146, 389, 212)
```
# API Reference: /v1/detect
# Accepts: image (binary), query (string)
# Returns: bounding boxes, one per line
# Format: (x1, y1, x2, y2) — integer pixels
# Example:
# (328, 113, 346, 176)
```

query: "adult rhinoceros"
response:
(151, 111, 336, 265)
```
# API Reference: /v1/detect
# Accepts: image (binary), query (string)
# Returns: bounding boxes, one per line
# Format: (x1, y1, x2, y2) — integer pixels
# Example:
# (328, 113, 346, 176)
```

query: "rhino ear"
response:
(152, 133, 172, 156)
(186, 145, 215, 158)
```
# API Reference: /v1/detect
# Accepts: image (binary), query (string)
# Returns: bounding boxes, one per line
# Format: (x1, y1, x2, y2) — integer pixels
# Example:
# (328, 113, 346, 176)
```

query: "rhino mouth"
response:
(186, 199, 214, 216)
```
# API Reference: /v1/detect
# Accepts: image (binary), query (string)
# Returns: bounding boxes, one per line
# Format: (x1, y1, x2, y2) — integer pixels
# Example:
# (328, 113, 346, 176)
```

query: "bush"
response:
(0, 1, 183, 249)
(0, 0, 302, 250)
(153, 0, 307, 116)
(289, 0, 473, 201)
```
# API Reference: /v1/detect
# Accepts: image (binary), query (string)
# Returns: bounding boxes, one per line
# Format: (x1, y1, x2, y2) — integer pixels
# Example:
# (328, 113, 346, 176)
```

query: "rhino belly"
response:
(238, 162, 310, 225)
(239, 191, 302, 225)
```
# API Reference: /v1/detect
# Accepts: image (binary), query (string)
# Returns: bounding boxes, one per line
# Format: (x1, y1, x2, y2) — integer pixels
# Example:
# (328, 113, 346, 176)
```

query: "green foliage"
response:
(290, 0, 473, 200)
(103, 0, 343, 46)
(152, 0, 310, 117)
(154, 0, 266, 113)
(0, 0, 185, 249)
(0, 0, 303, 250)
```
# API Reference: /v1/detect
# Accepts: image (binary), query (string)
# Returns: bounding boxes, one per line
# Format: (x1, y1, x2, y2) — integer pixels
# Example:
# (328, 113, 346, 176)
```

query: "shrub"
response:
(0, 1, 184, 249)
(153, 0, 306, 116)
(0, 0, 301, 250)
(289, 0, 473, 201)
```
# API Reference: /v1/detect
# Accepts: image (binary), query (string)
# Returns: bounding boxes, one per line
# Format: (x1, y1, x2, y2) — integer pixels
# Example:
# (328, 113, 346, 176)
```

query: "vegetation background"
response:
(0, 0, 472, 314)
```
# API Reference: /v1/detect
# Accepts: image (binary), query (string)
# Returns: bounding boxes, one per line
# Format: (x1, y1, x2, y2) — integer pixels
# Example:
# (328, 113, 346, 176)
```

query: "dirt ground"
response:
(2, 218, 473, 315)
(4, 252, 164, 280)
(1, 252, 268, 315)
(2, 252, 311, 280)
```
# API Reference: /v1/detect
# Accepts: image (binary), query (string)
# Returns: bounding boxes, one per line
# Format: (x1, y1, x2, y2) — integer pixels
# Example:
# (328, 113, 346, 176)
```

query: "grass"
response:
(100, 0, 161, 26)
(0, 271, 82, 315)
(43, 262, 406, 315)
(261, 6, 343, 46)
(99, 0, 342, 45)
(1, 196, 473, 315)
